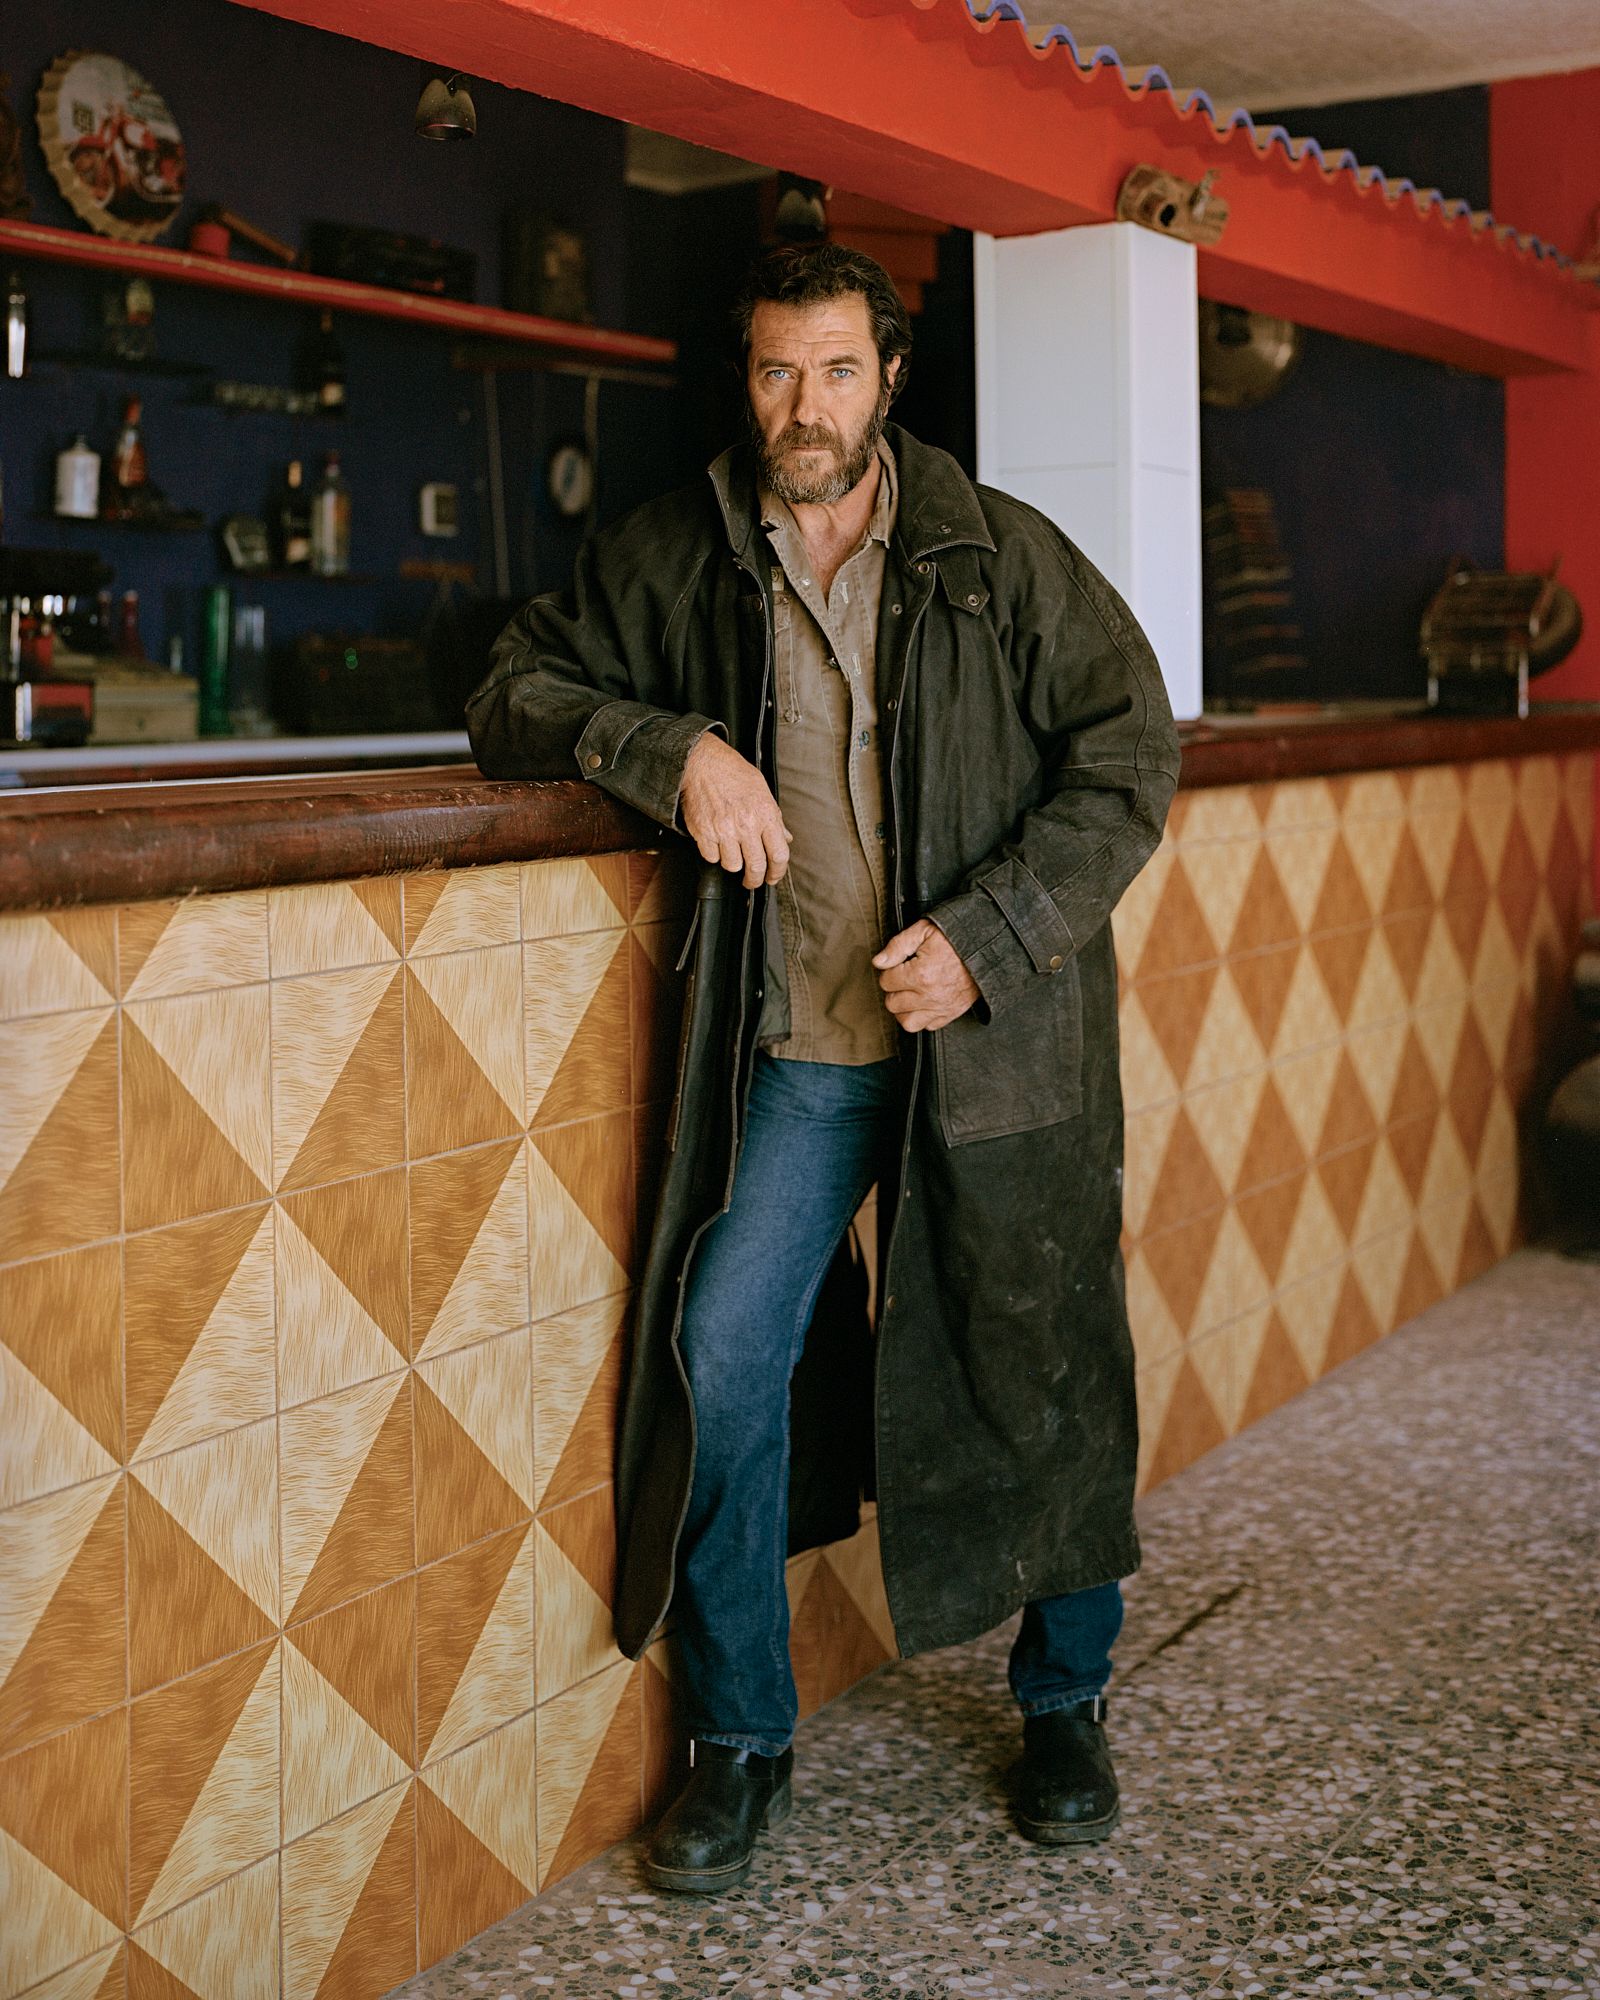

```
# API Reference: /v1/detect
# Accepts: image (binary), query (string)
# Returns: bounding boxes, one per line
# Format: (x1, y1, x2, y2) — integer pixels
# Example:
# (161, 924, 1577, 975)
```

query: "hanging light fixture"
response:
(415, 69, 477, 141)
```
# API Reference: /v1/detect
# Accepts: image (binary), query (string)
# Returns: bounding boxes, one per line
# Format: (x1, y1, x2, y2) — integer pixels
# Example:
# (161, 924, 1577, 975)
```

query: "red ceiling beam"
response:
(233, 0, 1598, 379)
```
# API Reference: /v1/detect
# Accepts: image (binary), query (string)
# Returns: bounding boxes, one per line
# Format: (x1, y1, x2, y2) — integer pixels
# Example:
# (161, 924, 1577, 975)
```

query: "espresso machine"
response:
(1, 546, 104, 746)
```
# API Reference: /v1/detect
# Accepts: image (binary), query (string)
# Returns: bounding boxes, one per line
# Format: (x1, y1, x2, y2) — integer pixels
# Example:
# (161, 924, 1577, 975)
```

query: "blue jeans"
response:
(674, 1052, 1125, 1756)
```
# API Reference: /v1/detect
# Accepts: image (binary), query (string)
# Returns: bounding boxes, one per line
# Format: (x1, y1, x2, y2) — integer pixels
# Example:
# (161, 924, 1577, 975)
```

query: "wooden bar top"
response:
(2, 707, 1597, 913)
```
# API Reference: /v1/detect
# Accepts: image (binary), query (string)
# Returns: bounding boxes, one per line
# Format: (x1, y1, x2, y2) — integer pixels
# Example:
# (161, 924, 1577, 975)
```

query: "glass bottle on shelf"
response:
(104, 398, 148, 519)
(276, 459, 312, 570)
(301, 310, 346, 415)
(310, 451, 350, 576)
(118, 589, 143, 658)
(5, 270, 27, 380)
(55, 435, 102, 520)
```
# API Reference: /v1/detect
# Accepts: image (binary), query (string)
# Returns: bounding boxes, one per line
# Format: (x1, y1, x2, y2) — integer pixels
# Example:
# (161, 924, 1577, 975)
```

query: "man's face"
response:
(746, 294, 899, 507)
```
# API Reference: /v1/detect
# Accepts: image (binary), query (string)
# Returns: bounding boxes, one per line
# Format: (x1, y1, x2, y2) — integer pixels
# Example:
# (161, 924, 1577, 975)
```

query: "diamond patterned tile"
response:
(0, 1706, 127, 1994)
(2, 1006, 120, 1259)
(0, 1472, 125, 1757)
(129, 1640, 280, 1927)
(282, 1781, 417, 2000)
(0, 1243, 121, 1511)
(0, 907, 115, 1022)
(418, 1711, 540, 1958)
(119, 892, 268, 1001)
(268, 878, 402, 977)
(129, 1420, 278, 1693)
(404, 864, 520, 958)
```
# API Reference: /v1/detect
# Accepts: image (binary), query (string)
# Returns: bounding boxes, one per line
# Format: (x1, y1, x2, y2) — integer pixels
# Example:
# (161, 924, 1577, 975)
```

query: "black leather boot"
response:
(1015, 1696, 1120, 1846)
(644, 1741, 795, 1893)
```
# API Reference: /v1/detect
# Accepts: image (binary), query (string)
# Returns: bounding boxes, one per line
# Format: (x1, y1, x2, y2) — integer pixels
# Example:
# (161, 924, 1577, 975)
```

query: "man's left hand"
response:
(873, 920, 980, 1034)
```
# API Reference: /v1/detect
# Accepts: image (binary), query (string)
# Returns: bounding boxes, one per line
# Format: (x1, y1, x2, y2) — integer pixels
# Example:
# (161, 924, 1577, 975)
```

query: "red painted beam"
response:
(231, 0, 1597, 378)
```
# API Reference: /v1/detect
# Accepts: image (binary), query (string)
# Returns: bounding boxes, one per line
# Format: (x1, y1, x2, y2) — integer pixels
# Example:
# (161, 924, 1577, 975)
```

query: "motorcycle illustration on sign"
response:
(37, 51, 185, 242)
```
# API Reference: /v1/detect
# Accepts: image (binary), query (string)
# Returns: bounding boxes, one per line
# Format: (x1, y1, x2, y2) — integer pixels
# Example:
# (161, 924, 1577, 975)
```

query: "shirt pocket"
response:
(931, 959, 1083, 1146)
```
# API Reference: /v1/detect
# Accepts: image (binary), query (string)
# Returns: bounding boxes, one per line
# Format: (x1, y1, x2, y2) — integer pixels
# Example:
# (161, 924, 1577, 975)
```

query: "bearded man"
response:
(469, 244, 1179, 1892)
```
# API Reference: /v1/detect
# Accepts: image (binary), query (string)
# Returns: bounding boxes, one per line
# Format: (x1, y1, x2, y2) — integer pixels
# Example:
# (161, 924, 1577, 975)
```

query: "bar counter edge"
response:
(3, 708, 1599, 913)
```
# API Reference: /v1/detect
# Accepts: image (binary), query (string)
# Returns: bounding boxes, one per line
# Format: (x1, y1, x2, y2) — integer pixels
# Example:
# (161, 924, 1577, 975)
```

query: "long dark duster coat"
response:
(468, 424, 1180, 1660)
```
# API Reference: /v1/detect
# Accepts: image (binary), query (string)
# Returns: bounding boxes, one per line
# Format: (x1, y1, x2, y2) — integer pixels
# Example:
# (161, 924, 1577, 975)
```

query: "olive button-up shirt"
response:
(757, 443, 899, 1065)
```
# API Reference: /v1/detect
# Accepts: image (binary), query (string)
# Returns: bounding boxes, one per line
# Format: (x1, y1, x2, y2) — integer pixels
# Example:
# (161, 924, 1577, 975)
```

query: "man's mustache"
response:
(775, 424, 842, 454)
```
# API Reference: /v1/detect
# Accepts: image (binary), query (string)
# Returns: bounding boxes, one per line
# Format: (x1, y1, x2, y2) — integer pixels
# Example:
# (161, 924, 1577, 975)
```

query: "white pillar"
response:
(974, 223, 1203, 722)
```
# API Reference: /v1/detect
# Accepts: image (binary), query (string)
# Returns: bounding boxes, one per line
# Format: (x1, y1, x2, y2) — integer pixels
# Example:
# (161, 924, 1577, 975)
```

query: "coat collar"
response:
(708, 422, 995, 570)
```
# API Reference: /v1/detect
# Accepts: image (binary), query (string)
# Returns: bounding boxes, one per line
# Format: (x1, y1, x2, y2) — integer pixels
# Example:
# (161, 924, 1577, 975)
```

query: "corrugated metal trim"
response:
(898, 0, 1589, 280)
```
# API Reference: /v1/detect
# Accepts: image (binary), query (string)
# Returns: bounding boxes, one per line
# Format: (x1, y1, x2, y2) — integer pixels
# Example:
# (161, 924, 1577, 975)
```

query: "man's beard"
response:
(754, 378, 891, 506)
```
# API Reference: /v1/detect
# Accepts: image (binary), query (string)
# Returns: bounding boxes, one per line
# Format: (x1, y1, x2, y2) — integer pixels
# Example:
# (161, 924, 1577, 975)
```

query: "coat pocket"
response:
(932, 958, 1083, 1146)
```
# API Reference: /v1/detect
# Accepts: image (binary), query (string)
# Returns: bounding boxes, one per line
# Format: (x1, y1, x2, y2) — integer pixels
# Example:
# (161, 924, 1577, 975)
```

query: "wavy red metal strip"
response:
(879, 0, 1591, 287)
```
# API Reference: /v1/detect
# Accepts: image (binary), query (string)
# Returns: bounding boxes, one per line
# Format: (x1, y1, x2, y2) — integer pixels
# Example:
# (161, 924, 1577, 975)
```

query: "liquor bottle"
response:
(276, 459, 312, 570)
(302, 310, 346, 415)
(310, 451, 350, 576)
(5, 271, 26, 381)
(104, 398, 148, 519)
(118, 590, 143, 658)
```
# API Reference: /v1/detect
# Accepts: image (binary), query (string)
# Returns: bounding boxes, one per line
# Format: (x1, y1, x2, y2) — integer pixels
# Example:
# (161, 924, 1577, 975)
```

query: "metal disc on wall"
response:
(37, 50, 186, 243)
(1199, 301, 1302, 409)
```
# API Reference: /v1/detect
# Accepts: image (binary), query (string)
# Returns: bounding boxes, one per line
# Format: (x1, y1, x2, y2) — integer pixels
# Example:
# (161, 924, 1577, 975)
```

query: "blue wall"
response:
(1, 0, 663, 708)
(1202, 86, 1505, 703)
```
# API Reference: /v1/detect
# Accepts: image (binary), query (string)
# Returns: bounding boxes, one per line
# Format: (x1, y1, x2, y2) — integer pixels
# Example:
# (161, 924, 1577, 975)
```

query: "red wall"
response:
(1491, 70, 1600, 706)
(1493, 68, 1600, 898)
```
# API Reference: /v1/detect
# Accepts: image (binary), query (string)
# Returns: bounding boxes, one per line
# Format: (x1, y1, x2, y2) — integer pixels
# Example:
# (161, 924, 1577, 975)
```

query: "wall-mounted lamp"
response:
(415, 70, 477, 141)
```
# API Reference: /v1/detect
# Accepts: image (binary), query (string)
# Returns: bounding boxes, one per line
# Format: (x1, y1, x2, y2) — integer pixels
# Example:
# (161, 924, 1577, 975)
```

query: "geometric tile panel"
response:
(3, 758, 1585, 1991)
(0, 849, 707, 1994)
(1120, 753, 1593, 1496)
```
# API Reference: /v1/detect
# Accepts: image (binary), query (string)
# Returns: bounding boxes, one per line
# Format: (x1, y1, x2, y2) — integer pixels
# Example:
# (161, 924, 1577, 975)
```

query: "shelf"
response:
(36, 511, 206, 534)
(1, 219, 677, 372)
(32, 349, 212, 379)
(228, 570, 384, 585)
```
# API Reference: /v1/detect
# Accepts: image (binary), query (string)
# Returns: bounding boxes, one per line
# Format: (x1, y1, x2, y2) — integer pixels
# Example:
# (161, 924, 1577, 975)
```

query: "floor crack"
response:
(1121, 1579, 1252, 1682)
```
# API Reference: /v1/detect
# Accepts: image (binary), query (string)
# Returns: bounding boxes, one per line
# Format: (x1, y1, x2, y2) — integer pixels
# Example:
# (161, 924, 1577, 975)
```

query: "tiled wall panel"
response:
(1115, 755, 1593, 1494)
(0, 753, 1588, 1995)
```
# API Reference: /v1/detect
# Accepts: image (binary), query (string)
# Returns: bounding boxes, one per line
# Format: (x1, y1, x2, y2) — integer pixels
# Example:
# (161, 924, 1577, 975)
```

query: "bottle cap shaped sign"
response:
(37, 51, 186, 242)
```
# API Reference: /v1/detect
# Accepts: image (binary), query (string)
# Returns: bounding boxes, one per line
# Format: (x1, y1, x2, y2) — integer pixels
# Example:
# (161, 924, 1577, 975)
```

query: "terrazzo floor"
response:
(392, 1248, 1600, 1999)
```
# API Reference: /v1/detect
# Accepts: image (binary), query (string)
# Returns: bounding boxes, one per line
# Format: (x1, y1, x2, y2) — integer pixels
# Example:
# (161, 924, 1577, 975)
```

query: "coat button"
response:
(1048, 954, 1064, 971)
(886, 697, 897, 711)
(586, 753, 603, 769)
(916, 562, 930, 575)
(890, 603, 902, 615)
(885, 1294, 896, 1312)
(966, 592, 981, 607)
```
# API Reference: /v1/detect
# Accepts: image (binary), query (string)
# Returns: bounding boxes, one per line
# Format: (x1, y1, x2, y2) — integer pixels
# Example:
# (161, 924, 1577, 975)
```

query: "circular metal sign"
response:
(37, 50, 186, 242)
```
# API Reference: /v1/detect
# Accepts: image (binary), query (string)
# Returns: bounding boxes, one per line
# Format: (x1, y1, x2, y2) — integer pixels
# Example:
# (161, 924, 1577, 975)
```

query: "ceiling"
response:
(1013, 0, 1600, 112)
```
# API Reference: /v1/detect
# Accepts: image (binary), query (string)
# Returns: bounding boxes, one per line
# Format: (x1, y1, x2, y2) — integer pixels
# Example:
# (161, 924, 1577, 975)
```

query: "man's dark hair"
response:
(733, 243, 912, 403)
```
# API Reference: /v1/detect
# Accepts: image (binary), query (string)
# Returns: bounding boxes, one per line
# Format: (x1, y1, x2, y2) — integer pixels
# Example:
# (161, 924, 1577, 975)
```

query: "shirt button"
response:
(586, 753, 603, 769)
(875, 822, 885, 839)
(858, 730, 870, 747)
(1048, 954, 1064, 971)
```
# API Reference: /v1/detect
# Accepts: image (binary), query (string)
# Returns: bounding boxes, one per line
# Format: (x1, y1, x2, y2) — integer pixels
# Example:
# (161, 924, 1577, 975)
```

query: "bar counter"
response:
(0, 704, 1594, 1979)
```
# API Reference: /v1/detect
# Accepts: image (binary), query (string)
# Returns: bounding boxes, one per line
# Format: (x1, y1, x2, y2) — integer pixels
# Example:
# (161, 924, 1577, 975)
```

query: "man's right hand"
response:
(679, 733, 793, 888)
